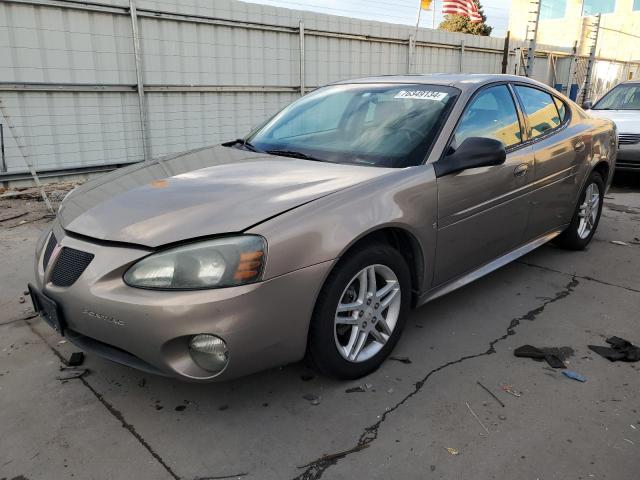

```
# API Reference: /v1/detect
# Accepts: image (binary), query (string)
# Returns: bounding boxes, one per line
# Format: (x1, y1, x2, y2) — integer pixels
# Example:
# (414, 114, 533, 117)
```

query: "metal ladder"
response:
(581, 13, 601, 105)
(521, 0, 541, 77)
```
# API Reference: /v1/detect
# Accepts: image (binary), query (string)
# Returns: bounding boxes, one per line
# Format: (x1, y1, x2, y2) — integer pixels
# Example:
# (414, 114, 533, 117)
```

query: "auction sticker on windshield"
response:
(394, 90, 448, 101)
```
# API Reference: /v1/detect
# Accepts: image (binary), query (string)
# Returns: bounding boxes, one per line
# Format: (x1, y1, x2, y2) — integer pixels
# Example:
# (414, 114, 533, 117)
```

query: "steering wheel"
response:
(396, 125, 424, 142)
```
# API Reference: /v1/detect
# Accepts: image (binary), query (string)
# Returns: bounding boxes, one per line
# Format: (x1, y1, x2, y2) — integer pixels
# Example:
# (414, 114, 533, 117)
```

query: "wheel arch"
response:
(331, 225, 425, 307)
(592, 160, 610, 184)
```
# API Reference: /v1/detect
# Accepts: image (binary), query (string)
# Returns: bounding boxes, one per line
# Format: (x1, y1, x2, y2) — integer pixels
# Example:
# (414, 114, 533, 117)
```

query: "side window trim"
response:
(510, 82, 570, 145)
(440, 81, 526, 161)
(551, 94, 571, 126)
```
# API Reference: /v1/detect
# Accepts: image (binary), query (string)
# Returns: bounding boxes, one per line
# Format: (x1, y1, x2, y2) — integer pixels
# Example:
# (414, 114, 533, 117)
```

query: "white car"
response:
(586, 80, 640, 172)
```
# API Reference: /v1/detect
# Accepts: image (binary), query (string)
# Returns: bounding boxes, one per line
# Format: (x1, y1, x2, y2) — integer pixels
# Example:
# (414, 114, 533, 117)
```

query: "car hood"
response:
(59, 145, 393, 247)
(588, 109, 640, 132)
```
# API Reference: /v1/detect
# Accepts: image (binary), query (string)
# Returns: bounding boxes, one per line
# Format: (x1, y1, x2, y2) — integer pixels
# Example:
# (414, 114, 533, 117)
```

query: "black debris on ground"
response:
(589, 336, 640, 362)
(514, 344, 574, 368)
(67, 352, 84, 367)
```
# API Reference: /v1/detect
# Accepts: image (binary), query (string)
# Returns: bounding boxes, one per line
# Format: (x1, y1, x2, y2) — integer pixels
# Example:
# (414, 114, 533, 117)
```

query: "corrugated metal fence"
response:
(0, 0, 637, 180)
(0, 0, 515, 178)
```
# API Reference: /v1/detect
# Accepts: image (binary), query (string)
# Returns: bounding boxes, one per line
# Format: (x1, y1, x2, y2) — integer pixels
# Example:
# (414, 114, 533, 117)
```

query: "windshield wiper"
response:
(265, 149, 324, 162)
(224, 138, 261, 152)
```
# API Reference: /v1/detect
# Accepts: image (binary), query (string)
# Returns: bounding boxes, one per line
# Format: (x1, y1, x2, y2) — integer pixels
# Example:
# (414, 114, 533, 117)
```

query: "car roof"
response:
(332, 73, 548, 92)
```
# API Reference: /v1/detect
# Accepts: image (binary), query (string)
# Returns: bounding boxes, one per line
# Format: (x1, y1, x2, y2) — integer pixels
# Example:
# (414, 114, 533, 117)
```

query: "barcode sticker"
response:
(394, 90, 448, 101)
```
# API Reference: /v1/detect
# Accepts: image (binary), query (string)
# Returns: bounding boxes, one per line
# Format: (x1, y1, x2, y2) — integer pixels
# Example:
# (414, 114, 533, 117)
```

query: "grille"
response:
(50, 247, 95, 287)
(42, 232, 57, 269)
(618, 133, 640, 145)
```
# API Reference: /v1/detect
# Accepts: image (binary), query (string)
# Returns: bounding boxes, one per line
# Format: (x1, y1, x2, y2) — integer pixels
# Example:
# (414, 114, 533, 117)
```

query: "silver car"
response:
(586, 80, 640, 171)
(30, 74, 616, 382)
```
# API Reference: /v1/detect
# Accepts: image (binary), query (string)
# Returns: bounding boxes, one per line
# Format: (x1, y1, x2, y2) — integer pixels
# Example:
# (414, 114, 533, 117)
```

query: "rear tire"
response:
(555, 171, 604, 250)
(306, 242, 411, 379)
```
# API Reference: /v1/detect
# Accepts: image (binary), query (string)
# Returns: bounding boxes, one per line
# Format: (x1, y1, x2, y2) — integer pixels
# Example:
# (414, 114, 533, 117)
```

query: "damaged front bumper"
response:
(32, 223, 331, 382)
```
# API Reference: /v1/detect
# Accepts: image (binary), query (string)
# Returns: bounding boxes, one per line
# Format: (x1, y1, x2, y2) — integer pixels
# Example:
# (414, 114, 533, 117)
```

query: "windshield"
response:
(593, 84, 640, 110)
(245, 83, 459, 168)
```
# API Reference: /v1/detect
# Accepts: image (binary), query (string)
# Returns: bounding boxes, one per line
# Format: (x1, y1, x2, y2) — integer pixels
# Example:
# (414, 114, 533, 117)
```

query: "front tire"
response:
(307, 242, 411, 379)
(555, 171, 604, 250)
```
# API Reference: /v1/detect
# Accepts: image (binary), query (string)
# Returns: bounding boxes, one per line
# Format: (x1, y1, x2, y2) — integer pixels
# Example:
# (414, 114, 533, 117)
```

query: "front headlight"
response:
(124, 235, 266, 290)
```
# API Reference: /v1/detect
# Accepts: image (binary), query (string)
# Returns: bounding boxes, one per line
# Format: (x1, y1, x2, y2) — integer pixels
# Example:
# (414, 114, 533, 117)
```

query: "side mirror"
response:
(582, 100, 593, 110)
(434, 137, 506, 178)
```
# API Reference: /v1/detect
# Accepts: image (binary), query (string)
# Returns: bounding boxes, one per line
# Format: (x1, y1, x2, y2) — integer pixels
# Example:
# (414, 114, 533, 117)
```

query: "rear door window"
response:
(514, 86, 561, 138)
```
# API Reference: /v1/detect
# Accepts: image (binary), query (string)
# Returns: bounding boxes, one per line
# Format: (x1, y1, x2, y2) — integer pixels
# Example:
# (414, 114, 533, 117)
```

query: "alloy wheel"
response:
(333, 264, 401, 363)
(577, 182, 600, 239)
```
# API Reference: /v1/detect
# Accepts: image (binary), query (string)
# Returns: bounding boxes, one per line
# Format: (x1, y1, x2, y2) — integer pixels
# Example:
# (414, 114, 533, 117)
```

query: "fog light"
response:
(189, 334, 229, 374)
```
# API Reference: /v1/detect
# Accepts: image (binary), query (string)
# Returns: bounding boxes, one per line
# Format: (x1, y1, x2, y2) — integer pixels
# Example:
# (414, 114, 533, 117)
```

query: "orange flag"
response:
(421, 0, 433, 10)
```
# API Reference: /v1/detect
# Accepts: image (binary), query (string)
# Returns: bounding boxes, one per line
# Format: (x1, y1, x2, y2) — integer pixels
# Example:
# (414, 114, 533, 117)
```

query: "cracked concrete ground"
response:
(1, 174, 639, 480)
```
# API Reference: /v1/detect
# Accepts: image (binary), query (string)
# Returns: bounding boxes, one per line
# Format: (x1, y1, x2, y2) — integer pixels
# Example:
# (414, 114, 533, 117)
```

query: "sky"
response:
(247, 0, 512, 37)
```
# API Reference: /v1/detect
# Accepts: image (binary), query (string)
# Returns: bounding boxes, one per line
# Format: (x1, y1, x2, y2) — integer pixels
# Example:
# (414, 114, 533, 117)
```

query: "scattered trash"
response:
(67, 352, 84, 367)
(389, 356, 412, 364)
(345, 383, 374, 393)
(346, 386, 366, 393)
(589, 336, 640, 362)
(562, 370, 587, 382)
(514, 344, 572, 368)
(477, 381, 505, 407)
(56, 369, 87, 381)
(624, 438, 635, 445)
(57, 340, 67, 345)
(630, 425, 637, 430)
(175, 405, 186, 412)
(498, 414, 507, 421)
(446, 447, 459, 455)
(501, 384, 522, 397)
(303, 393, 320, 405)
(387, 388, 394, 394)
(18, 296, 25, 304)
(611, 240, 630, 246)
(465, 401, 489, 435)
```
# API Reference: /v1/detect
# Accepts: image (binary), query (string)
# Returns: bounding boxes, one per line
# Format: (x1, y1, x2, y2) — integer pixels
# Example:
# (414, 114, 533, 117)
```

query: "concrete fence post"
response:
(299, 21, 305, 96)
(407, 35, 415, 74)
(129, 0, 151, 162)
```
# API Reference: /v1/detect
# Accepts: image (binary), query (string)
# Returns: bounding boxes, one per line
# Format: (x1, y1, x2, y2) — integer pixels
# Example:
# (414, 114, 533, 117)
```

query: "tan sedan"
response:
(30, 74, 616, 381)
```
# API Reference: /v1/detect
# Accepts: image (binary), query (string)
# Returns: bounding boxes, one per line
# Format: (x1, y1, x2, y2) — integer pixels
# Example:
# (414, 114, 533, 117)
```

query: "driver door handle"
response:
(514, 163, 529, 177)
(574, 140, 586, 152)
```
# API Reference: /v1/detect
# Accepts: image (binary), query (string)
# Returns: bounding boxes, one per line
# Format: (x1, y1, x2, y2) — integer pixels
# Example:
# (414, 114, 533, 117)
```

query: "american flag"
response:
(442, 0, 483, 23)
